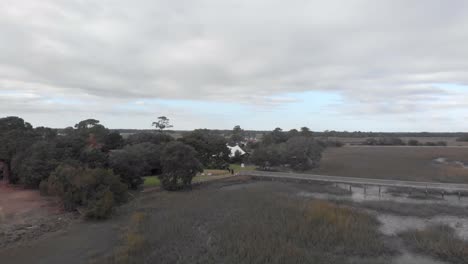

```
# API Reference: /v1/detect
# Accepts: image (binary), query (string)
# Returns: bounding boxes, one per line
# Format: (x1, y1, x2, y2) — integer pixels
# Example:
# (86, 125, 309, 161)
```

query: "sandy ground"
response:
(0, 184, 77, 250)
(0, 218, 121, 264)
(0, 184, 61, 225)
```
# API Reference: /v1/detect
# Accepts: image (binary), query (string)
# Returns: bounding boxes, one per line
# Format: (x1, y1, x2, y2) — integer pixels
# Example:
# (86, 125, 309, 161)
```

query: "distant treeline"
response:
(84, 129, 468, 139)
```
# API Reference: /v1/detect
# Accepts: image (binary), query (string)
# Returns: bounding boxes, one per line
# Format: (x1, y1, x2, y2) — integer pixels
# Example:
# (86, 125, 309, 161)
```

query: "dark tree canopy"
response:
(251, 136, 324, 171)
(152, 116, 173, 131)
(126, 132, 173, 146)
(159, 142, 203, 190)
(74, 119, 101, 130)
(102, 131, 124, 152)
(0, 117, 39, 182)
(262, 127, 288, 145)
(230, 125, 245, 144)
(46, 164, 127, 219)
(180, 129, 230, 169)
(109, 143, 162, 189)
(11, 141, 60, 187)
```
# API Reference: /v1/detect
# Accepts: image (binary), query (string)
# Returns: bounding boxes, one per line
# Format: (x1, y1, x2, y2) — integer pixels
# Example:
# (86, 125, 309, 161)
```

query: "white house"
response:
(227, 144, 246, 158)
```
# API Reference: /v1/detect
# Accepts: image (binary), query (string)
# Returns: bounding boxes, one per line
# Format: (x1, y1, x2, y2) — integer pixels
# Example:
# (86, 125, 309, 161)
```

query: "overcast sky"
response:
(1, 0, 468, 131)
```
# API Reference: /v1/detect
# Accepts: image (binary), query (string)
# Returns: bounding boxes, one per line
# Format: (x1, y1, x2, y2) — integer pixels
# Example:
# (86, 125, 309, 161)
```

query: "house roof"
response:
(227, 144, 246, 157)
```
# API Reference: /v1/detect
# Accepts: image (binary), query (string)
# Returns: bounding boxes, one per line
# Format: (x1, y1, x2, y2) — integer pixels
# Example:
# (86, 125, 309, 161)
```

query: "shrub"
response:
(407, 139, 420, 146)
(159, 142, 203, 190)
(399, 225, 468, 264)
(39, 179, 49, 195)
(86, 189, 115, 219)
(79, 147, 108, 168)
(11, 141, 60, 188)
(456, 135, 468, 142)
(180, 129, 230, 169)
(437, 141, 448, 146)
(47, 164, 128, 219)
(364, 137, 405, 146)
(251, 136, 324, 171)
(126, 132, 173, 145)
(109, 143, 162, 189)
(284, 136, 324, 171)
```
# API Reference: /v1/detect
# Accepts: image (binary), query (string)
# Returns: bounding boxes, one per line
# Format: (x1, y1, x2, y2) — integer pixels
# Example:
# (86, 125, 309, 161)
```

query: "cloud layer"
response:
(1, 0, 468, 130)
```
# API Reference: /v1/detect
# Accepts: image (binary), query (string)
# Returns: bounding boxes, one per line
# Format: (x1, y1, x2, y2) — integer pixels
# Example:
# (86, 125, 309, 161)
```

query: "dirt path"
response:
(0, 185, 60, 225)
(0, 217, 122, 264)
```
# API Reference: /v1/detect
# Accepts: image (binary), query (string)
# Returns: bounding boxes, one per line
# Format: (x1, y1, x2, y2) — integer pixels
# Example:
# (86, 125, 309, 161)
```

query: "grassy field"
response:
(229, 163, 256, 172)
(310, 146, 468, 183)
(101, 179, 395, 264)
(5, 177, 466, 264)
(143, 164, 256, 188)
(143, 176, 160, 187)
(327, 136, 468, 147)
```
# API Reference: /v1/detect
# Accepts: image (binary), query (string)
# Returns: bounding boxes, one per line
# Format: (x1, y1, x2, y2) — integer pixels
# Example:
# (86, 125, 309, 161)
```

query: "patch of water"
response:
(378, 214, 468, 240)
(434, 157, 468, 168)
(297, 184, 468, 241)
(433, 157, 447, 164)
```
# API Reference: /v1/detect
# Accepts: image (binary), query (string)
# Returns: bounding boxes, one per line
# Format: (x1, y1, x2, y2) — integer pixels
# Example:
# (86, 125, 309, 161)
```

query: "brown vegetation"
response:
(96, 180, 395, 264)
(311, 146, 468, 183)
(399, 225, 468, 264)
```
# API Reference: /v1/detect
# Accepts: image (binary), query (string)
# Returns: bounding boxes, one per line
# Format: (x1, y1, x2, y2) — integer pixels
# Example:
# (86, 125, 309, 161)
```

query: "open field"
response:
(88, 179, 397, 264)
(310, 146, 468, 183)
(143, 164, 256, 188)
(3, 177, 467, 264)
(327, 137, 468, 147)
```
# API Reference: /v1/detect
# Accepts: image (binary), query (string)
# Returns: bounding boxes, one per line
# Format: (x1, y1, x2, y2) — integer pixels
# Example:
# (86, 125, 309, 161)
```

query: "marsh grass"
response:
(100, 180, 395, 264)
(311, 146, 468, 183)
(353, 200, 468, 217)
(102, 212, 148, 264)
(399, 225, 468, 264)
(216, 198, 393, 264)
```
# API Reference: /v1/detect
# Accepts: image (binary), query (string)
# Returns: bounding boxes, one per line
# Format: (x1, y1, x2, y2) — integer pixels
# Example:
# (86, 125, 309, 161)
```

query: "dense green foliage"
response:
(109, 143, 162, 189)
(0, 117, 40, 182)
(159, 142, 203, 190)
(11, 141, 60, 187)
(46, 164, 127, 219)
(364, 137, 406, 146)
(249, 127, 325, 171)
(180, 129, 230, 169)
(251, 136, 324, 171)
(230, 125, 245, 144)
(126, 132, 173, 145)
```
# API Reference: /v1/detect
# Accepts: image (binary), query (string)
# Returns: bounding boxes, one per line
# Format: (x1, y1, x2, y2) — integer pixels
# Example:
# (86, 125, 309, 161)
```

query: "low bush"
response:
(399, 225, 468, 264)
(47, 164, 128, 219)
(456, 135, 468, 142)
(109, 143, 162, 189)
(364, 137, 405, 146)
(424, 141, 447, 146)
(251, 136, 324, 171)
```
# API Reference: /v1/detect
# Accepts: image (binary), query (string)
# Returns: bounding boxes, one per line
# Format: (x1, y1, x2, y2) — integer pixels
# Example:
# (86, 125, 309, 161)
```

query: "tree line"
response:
(0, 116, 204, 218)
(0, 117, 330, 218)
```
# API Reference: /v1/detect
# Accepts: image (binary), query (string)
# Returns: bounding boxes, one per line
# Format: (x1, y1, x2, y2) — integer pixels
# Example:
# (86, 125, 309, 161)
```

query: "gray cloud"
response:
(1, 0, 468, 129)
